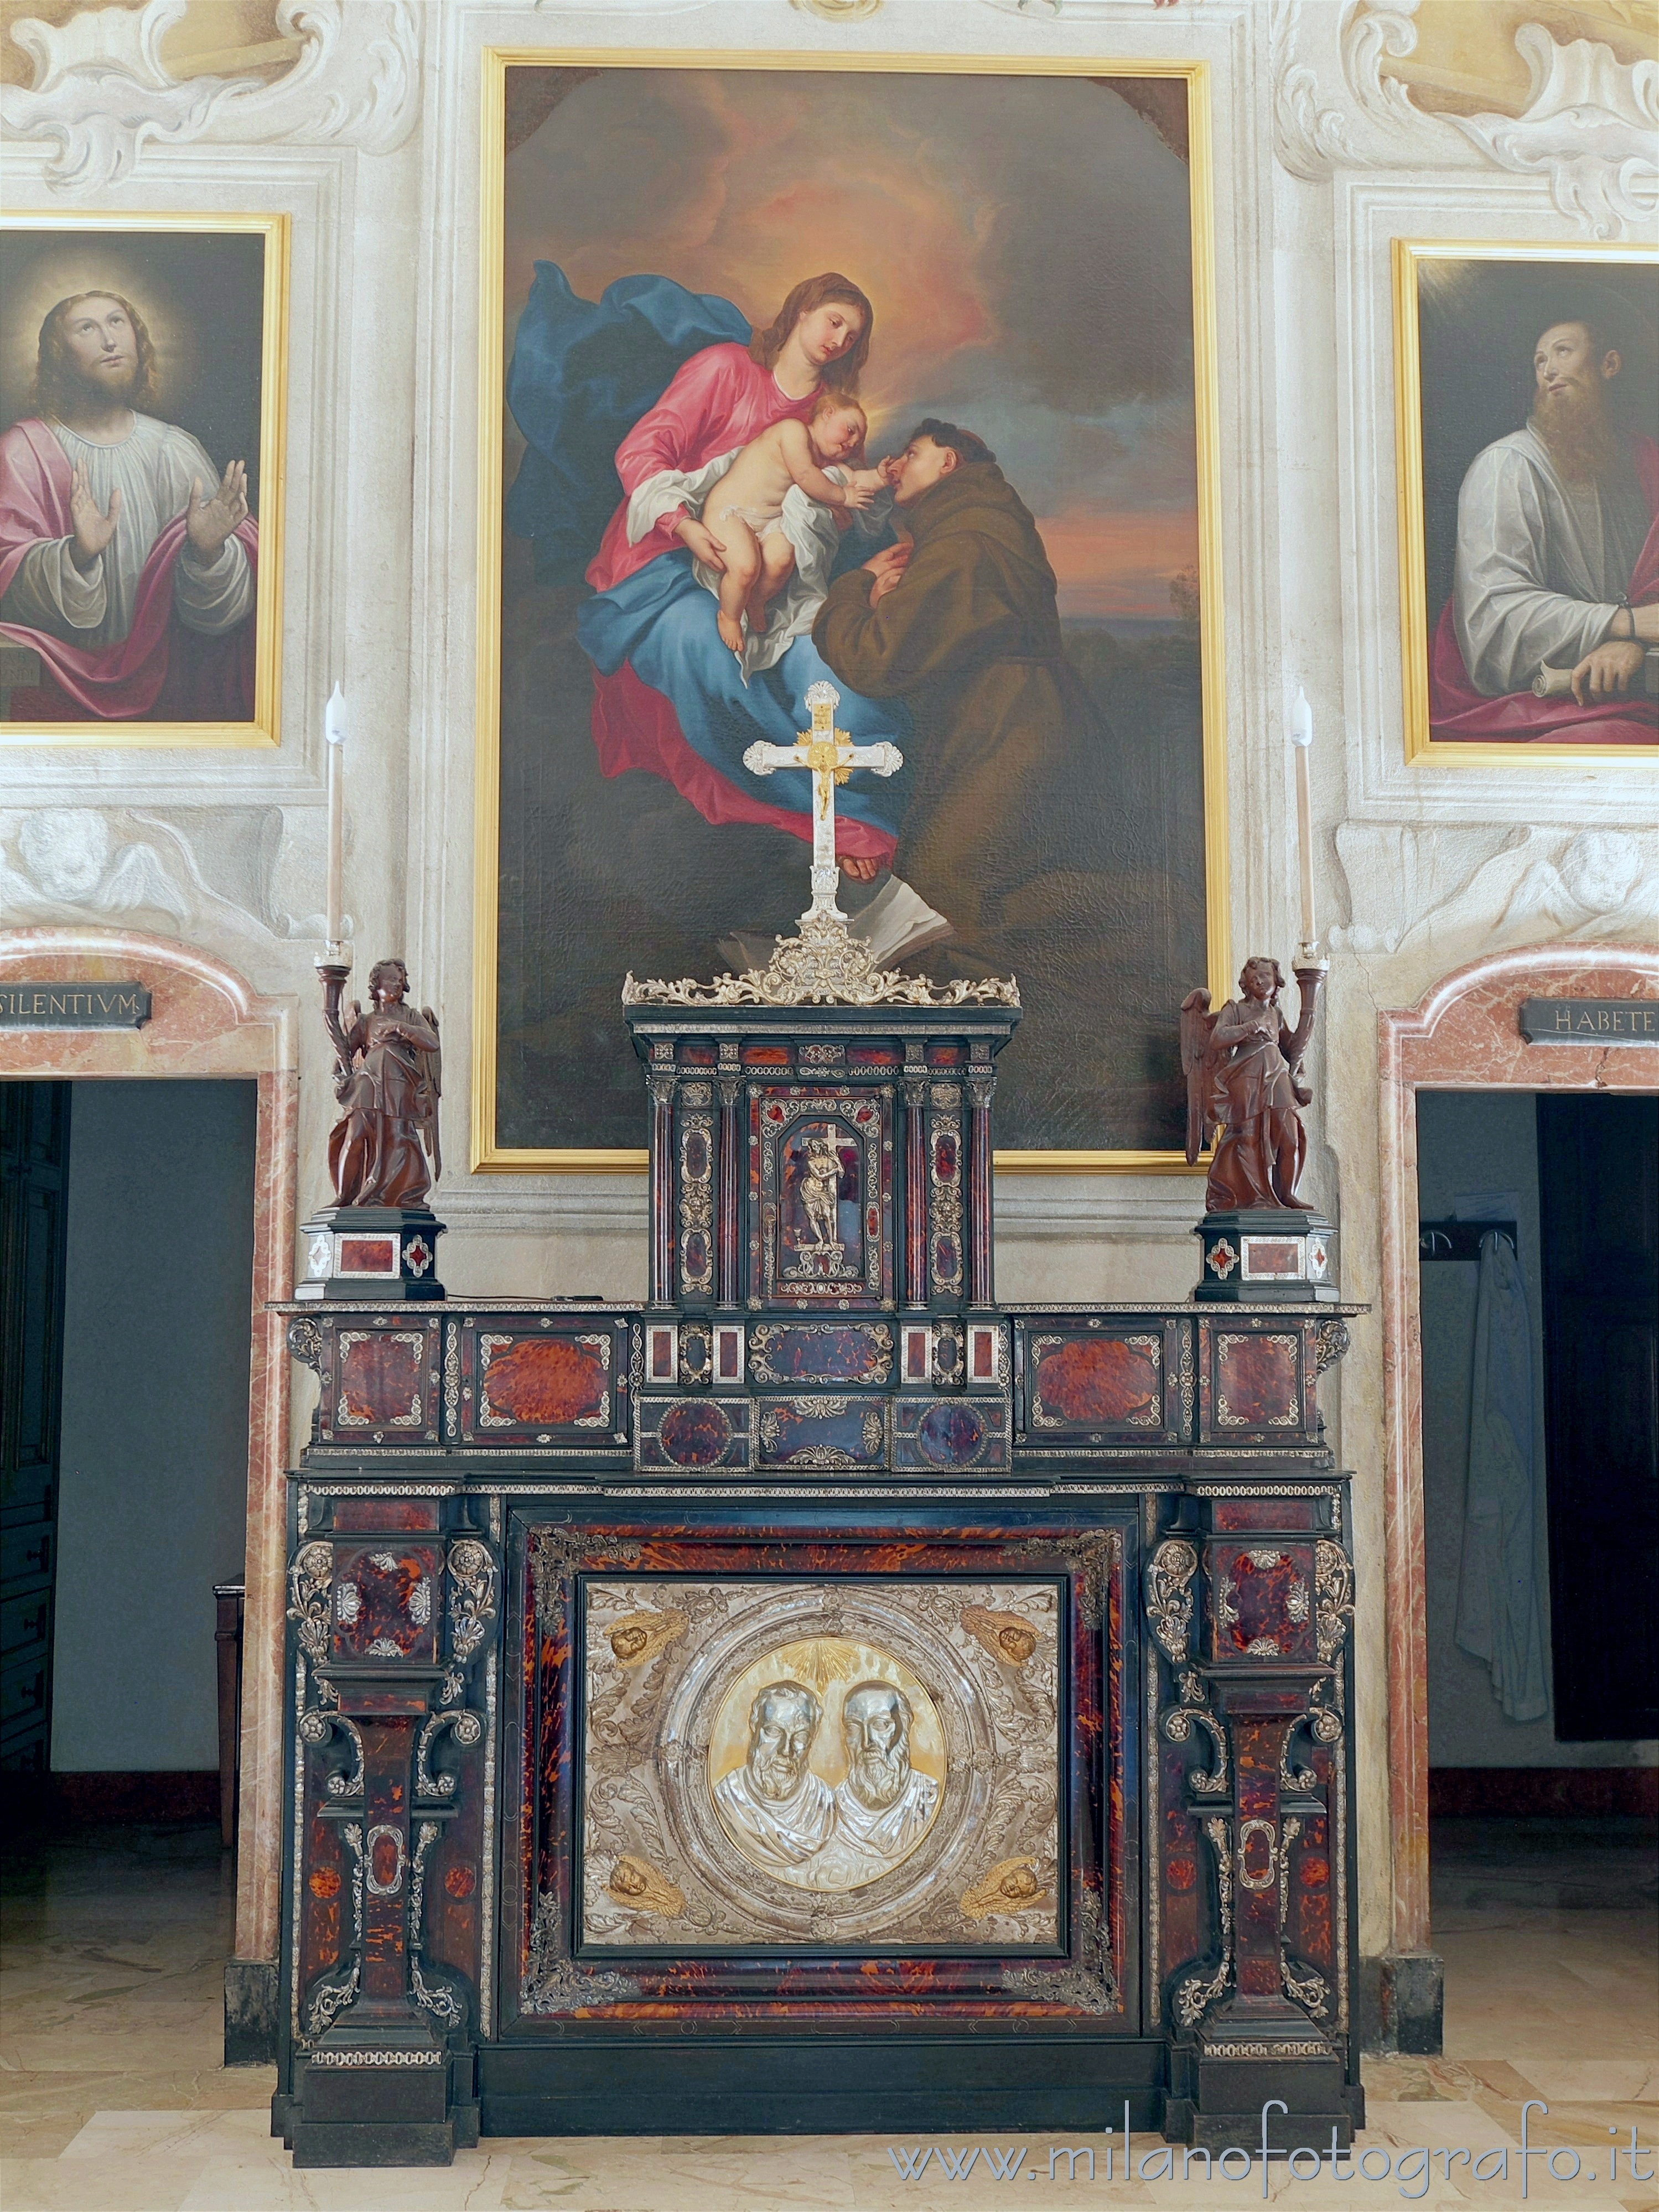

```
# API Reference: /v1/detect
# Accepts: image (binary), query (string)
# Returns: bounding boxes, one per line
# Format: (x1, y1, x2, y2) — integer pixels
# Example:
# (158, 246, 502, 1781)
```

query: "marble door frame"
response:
(1376, 941, 1659, 1965)
(0, 926, 298, 1971)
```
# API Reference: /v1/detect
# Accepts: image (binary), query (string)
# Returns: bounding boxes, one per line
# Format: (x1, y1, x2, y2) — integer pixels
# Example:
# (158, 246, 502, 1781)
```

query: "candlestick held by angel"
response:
(323, 958, 442, 1209)
(1181, 956, 1319, 1213)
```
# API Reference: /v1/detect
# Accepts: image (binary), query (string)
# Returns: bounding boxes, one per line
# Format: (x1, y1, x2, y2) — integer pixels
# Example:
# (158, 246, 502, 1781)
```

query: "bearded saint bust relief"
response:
(709, 1656, 943, 1893)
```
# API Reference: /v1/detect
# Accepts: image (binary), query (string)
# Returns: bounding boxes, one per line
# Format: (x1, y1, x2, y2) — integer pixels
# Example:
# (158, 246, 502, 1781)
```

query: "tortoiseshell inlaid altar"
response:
(269, 999, 1365, 2168)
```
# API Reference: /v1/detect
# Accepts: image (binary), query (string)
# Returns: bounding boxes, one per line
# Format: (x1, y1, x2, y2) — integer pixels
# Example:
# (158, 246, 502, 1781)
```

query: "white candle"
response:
(324, 683, 346, 950)
(1289, 686, 1315, 951)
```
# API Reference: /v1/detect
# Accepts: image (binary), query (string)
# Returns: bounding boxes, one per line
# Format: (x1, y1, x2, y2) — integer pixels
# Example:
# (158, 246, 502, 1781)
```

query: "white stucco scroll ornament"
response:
(1331, 824, 1659, 964)
(0, 0, 421, 193)
(1271, 0, 1657, 238)
(1448, 24, 1659, 240)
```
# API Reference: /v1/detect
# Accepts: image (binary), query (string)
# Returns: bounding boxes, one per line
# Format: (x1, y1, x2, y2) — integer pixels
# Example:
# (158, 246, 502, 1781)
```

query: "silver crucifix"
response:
(743, 682, 903, 925)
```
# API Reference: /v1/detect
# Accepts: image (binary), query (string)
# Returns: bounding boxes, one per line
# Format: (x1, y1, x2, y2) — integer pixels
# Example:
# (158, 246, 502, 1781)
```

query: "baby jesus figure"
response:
(703, 392, 885, 655)
(625, 390, 891, 681)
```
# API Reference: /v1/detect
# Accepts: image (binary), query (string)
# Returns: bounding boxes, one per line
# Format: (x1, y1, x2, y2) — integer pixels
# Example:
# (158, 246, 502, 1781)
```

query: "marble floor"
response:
(1, 1815, 1653, 2211)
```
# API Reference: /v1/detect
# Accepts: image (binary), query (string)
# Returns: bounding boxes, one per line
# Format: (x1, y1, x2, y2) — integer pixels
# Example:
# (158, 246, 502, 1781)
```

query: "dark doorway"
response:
(1, 1082, 71, 1783)
(1536, 1092, 1659, 1743)
(2, 1078, 257, 1819)
(1416, 1088, 1657, 1813)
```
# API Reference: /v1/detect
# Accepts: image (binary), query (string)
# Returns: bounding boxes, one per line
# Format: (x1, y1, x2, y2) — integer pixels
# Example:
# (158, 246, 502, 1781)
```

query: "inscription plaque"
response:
(0, 980, 151, 1027)
(1520, 998, 1658, 1043)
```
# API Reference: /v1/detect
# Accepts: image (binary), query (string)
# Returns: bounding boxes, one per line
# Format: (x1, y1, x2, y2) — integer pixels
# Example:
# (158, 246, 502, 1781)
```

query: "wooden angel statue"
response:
(1181, 955, 1321, 1212)
(322, 958, 442, 1209)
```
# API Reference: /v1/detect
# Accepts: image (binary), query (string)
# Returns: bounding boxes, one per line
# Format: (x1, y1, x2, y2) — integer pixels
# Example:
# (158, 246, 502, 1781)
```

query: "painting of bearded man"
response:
(0, 221, 284, 741)
(1397, 246, 1658, 757)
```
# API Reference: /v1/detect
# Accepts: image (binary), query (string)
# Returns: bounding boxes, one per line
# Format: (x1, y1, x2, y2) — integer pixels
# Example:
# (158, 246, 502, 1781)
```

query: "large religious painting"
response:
(0, 214, 288, 750)
(1394, 240, 1659, 765)
(476, 54, 1227, 1169)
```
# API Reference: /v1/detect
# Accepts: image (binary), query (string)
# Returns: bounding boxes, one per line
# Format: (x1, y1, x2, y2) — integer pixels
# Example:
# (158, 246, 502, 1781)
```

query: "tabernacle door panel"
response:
(503, 1522, 1136, 2030)
(749, 1088, 894, 1310)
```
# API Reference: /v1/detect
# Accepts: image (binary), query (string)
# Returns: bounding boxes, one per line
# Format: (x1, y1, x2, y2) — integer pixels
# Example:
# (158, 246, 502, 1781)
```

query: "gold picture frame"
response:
(1393, 237, 1658, 767)
(0, 209, 289, 750)
(473, 49, 1230, 1173)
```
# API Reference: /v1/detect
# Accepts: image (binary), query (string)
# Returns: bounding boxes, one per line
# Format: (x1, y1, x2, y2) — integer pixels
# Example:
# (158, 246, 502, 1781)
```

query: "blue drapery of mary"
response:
(503, 263, 910, 844)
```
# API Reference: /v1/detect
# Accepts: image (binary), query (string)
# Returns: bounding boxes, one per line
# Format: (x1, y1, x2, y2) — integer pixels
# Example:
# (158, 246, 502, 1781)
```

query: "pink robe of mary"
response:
(0, 417, 258, 723)
(1428, 431, 1659, 746)
(581, 344, 891, 862)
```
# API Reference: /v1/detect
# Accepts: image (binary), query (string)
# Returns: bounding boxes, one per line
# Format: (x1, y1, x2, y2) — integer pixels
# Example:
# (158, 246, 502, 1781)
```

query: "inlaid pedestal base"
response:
(295, 1207, 446, 1301)
(279, 2034, 479, 2168)
(1195, 1210, 1336, 1304)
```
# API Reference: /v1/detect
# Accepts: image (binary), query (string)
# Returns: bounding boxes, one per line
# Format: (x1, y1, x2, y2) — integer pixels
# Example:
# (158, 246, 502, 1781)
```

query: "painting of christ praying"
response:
(0, 216, 286, 748)
(1394, 242, 1659, 764)
(477, 58, 1226, 1164)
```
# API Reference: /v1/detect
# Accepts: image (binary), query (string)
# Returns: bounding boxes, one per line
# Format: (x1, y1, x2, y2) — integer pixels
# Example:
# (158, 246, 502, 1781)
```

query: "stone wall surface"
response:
(3, 0, 1656, 1972)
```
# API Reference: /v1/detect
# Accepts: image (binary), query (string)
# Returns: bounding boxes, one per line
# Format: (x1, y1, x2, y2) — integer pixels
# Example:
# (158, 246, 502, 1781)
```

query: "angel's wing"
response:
(418, 1006, 442, 1181)
(1179, 987, 1218, 1165)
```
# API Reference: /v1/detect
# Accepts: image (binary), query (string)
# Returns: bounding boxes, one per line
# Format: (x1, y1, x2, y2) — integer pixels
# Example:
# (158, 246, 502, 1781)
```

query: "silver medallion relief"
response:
(580, 1578, 1061, 1950)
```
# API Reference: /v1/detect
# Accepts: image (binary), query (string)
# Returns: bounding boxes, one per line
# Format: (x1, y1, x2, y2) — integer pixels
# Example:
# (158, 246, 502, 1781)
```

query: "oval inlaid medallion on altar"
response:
(657, 1399, 733, 1467)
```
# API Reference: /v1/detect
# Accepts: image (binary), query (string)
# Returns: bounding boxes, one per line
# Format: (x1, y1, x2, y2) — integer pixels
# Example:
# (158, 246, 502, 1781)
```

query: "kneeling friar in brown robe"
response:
(813, 418, 1110, 976)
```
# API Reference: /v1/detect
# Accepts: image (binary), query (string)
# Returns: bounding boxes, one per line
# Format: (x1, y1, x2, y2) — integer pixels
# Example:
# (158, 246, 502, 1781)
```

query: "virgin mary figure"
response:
(504, 267, 910, 877)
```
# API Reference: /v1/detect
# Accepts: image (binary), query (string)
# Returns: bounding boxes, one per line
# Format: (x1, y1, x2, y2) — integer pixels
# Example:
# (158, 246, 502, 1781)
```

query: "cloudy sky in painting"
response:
(505, 69, 1200, 621)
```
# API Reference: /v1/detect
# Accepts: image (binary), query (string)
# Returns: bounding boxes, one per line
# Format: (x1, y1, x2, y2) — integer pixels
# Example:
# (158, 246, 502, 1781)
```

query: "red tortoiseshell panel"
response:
(336, 1236, 397, 1274)
(1285, 1809, 1335, 1999)
(1213, 1332, 1299, 1427)
(330, 1544, 441, 1663)
(332, 1498, 441, 1535)
(1211, 1498, 1318, 1531)
(1210, 1545, 1316, 1662)
(1034, 1336, 1160, 1429)
(1159, 1736, 1204, 1997)
(299, 1806, 345, 1993)
(481, 1337, 607, 1426)
(336, 1332, 425, 1429)
(425, 1732, 484, 2002)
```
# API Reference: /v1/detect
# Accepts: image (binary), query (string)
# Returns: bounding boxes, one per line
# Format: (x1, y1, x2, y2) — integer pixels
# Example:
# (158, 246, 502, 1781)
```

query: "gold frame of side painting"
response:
(0, 209, 289, 750)
(472, 49, 1230, 1174)
(1393, 237, 1659, 767)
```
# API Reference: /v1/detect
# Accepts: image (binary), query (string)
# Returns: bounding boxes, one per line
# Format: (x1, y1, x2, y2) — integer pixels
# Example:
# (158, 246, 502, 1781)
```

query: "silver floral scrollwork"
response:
(303, 1824, 364, 2039)
(415, 1707, 481, 1802)
(1002, 1883, 1117, 2015)
(287, 1317, 323, 1373)
(447, 1538, 497, 1673)
(288, 1541, 335, 1673)
(1314, 1539, 1354, 1665)
(407, 1820, 465, 2029)
(299, 1709, 364, 1801)
(1164, 1669, 1229, 1798)
(1313, 1317, 1350, 1375)
(1173, 1815, 1234, 2029)
(1145, 1539, 1199, 1663)
(1278, 1814, 1331, 2019)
